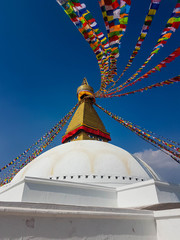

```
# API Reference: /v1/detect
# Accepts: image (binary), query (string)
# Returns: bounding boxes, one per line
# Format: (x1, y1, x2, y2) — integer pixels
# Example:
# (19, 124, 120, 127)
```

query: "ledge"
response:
(0, 201, 154, 220)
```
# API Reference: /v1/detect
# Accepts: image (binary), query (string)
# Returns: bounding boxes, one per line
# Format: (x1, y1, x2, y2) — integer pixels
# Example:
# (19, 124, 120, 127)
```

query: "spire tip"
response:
(82, 77, 88, 85)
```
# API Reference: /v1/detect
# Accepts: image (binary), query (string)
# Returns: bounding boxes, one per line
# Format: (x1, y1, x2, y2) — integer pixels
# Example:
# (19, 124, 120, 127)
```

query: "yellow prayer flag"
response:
(141, 33, 147, 38)
(101, 37, 107, 43)
(167, 17, 175, 24)
(148, 9, 156, 15)
(107, 16, 114, 22)
(135, 46, 140, 50)
(102, 12, 107, 18)
(145, 16, 152, 21)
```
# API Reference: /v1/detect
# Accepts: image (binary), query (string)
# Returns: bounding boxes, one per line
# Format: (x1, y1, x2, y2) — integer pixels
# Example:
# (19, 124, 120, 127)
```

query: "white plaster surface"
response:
(0, 140, 180, 239)
(0, 180, 24, 202)
(117, 180, 180, 208)
(10, 141, 158, 186)
(22, 177, 117, 207)
(117, 180, 159, 208)
(1, 176, 180, 210)
(155, 209, 180, 240)
(0, 202, 157, 240)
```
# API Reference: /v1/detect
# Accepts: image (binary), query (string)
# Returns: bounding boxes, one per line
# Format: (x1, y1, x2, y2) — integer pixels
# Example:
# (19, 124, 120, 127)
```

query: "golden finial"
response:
(77, 78, 95, 103)
(82, 77, 88, 85)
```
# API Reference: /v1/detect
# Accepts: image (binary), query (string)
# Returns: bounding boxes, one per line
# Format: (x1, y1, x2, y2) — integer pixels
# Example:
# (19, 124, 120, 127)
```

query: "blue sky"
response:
(0, 0, 179, 183)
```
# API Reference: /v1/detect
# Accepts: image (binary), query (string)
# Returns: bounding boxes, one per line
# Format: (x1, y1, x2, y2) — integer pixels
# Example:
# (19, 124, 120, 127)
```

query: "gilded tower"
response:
(62, 78, 111, 143)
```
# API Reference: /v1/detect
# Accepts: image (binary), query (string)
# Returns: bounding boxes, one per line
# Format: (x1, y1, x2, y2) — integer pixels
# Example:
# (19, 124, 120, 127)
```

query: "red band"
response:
(62, 125, 111, 143)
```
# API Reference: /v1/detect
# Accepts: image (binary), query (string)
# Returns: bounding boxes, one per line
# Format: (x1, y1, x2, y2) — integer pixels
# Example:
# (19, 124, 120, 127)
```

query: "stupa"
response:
(0, 80, 180, 240)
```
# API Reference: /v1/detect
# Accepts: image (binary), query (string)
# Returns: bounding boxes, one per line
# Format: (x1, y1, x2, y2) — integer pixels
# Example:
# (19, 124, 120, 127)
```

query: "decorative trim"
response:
(62, 125, 111, 143)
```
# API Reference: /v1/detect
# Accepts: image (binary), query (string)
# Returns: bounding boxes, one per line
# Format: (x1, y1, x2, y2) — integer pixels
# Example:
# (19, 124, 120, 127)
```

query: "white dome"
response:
(12, 140, 159, 186)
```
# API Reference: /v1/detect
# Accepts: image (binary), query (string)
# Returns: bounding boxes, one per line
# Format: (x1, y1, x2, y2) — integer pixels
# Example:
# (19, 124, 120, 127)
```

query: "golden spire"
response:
(62, 78, 111, 143)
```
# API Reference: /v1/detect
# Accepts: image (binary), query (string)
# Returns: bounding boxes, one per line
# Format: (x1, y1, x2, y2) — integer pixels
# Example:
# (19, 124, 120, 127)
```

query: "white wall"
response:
(22, 177, 117, 208)
(117, 180, 180, 208)
(0, 181, 24, 202)
(155, 209, 180, 240)
(117, 180, 159, 208)
(0, 215, 158, 240)
(0, 203, 157, 240)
